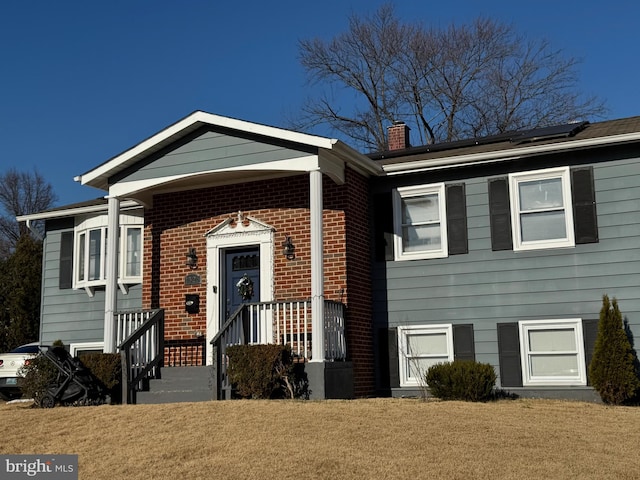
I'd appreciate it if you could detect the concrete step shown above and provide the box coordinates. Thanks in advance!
[136,366,214,404]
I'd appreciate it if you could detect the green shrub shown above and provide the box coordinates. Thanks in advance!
[19,352,59,406]
[425,360,497,402]
[79,353,121,404]
[226,344,299,399]
[20,344,119,406]
[589,295,640,405]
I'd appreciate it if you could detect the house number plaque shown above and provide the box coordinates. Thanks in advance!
[185,273,201,286]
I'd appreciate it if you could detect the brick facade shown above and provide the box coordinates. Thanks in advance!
[142,171,374,396]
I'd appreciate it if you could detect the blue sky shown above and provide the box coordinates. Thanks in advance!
[1,1,638,206]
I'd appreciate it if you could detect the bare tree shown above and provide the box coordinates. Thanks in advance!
[297,5,607,151]
[297,4,414,150]
[0,168,57,259]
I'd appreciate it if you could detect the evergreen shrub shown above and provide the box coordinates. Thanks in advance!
[425,360,496,402]
[589,295,640,405]
[226,344,299,399]
[79,353,121,404]
[19,352,59,406]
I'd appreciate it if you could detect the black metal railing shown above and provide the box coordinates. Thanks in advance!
[118,309,164,405]
[165,338,206,366]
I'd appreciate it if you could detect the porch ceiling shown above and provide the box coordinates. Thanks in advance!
[113,166,313,207]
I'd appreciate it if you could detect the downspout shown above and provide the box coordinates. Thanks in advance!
[309,169,325,362]
[104,195,120,353]
[24,219,43,241]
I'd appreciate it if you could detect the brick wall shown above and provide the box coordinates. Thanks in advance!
[142,171,373,396]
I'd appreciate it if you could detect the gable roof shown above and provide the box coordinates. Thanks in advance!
[76,111,381,193]
[371,117,640,174]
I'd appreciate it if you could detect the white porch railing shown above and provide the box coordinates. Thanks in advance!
[214,299,346,359]
[211,299,346,399]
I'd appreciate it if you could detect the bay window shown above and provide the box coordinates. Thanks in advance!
[74,213,143,293]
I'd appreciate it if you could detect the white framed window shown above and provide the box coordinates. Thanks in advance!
[123,226,142,278]
[518,319,586,386]
[70,342,104,357]
[393,183,448,261]
[74,213,143,292]
[77,226,107,285]
[509,167,575,251]
[398,324,453,387]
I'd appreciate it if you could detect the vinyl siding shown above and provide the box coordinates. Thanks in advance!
[372,155,640,393]
[122,129,316,183]
[40,228,142,346]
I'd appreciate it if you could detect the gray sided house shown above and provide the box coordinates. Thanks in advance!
[19,113,640,402]
[371,118,640,401]
[33,199,144,356]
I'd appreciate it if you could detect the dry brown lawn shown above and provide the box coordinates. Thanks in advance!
[1,398,639,479]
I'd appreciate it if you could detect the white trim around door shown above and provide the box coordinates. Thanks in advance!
[204,215,274,364]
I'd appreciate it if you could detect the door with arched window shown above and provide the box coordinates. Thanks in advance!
[222,246,261,324]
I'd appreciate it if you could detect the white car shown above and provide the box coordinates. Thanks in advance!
[0,343,40,400]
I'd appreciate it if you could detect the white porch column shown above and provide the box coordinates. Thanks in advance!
[104,195,120,353]
[310,169,325,362]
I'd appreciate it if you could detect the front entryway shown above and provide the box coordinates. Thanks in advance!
[222,246,260,323]
[204,214,276,364]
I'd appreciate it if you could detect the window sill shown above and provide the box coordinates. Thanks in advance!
[513,241,576,252]
[75,280,140,297]
[394,251,448,261]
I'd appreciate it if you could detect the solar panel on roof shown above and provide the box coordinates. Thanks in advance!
[511,121,589,143]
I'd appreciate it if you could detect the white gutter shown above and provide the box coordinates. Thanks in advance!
[331,139,384,176]
[382,132,640,175]
[16,199,142,223]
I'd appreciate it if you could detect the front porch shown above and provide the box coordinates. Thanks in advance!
[116,299,351,404]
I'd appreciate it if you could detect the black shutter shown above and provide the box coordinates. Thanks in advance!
[571,166,599,244]
[453,324,475,361]
[582,318,599,386]
[377,328,391,390]
[497,322,523,387]
[387,328,400,388]
[488,177,513,251]
[446,183,468,255]
[373,192,394,261]
[59,231,74,290]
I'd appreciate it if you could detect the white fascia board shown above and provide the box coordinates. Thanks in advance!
[16,200,141,222]
[78,111,336,188]
[198,112,336,149]
[331,140,383,176]
[109,156,320,198]
[383,132,640,175]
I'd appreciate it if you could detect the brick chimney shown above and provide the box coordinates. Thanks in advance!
[387,121,411,150]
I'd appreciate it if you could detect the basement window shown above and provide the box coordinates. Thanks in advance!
[518,319,587,386]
